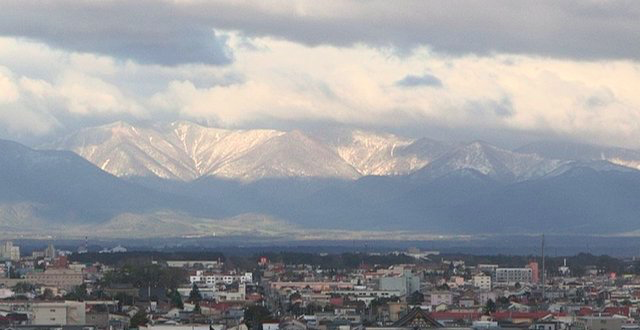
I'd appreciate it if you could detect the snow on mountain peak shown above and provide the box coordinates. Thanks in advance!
[45,121,634,182]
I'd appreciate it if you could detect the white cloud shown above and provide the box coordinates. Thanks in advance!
[0,34,638,149]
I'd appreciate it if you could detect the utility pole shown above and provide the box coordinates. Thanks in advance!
[541,234,546,299]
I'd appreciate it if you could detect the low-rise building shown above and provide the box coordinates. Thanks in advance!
[25,268,84,290]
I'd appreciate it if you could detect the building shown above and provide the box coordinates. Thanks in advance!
[379,270,421,296]
[0,241,20,261]
[32,301,86,325]
[473,275,491,290]
[189,271,253,285]
[166,260,221,268]
[477,291,496,304]
[528,262,540,284]
[477,264,499,274]
[0,301,88,326]
[390,307,443,329]
[558,259,570,276]
[45,244,56,259]
[576,317,624,330]
[494,268,532,284]
[25,268,84,290]
[429,291,452,307]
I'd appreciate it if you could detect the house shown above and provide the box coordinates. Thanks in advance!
[430,292,452,307]
[390,307,443,328]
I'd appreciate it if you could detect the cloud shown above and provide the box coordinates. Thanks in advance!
[0,0,638,65]
[0,34,638,149]
[396,73,443,88]
[0,1,233,66]
[466,96,514,118]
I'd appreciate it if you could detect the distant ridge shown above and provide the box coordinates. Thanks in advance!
[0,136,638,236]
[45,121,639,182]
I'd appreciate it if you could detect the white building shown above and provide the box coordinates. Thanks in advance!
[495,268,532,284]
[473,275,492,290]
[45,244,56,259]
[378,270,421,296]
[0,241,20,261]
[189,271,253,285]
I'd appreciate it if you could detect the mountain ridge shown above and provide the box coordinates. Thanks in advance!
[0,137,639,236]
[45,121,639,183]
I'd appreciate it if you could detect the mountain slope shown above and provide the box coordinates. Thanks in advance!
[517,141,640,169]
[412,141,563,182]
[49,121,639,183]
[0,139,175,223]
[49,121,198,180]
[208,130,360,180]
[0,137,638,236]
[48,122,359,181]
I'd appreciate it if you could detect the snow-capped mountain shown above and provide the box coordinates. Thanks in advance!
[47,121,359,181]
[1,137,638,236]
[412,141,564,182]
[47,121,639,182]
[323,130,451,176]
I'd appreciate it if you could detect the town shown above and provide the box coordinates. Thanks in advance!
[0,241,638,330]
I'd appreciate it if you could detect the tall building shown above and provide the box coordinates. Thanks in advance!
[473,274,491,290]
[0,241,20,261]
[528,261,539,284]
[45,244,57,259]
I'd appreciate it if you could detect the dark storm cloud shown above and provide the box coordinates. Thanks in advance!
[0,0,638,65]
[396,74,443,88]
[0,1,233,66]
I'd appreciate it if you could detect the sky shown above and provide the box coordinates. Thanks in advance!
[0,0,639,149]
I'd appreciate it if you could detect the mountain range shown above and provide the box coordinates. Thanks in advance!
[0,121,637,238]
[45,121,639,182]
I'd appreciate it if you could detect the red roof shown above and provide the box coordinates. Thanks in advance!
[578,308,593,316]
[491,312,566,320]
[603,307,630,317]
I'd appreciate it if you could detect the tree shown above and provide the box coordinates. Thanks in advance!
[13,282,35,294]
[305,303,321,315]
[64,284,88,301]
[130,310,148,328]
[244,305,271,330]
[189,283,202,303]
[407,291,424,305]
[169,289,184,309]
[514,282,521,289]
[497,296,510,308]
[41,288,55,300]
[483,299,497,315]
